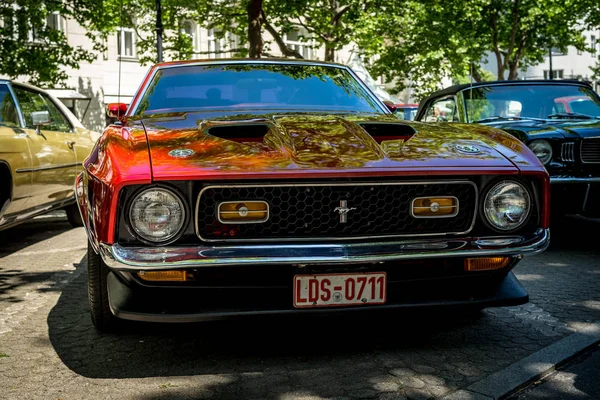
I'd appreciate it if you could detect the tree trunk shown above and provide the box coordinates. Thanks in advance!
[507,62,520,80]
[470,62,484,82]
[496,56,505,80]
[247,0,263,58]
[325,46,335,61]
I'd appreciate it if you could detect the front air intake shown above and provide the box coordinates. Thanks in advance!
[358,123,417,143]
[206,124,270,142]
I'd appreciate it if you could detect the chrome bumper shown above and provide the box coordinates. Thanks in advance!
[551,176,600,184]
[99,228,550,271]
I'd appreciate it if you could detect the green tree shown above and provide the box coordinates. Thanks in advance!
[0,1,111,86]
[362,0,589,98]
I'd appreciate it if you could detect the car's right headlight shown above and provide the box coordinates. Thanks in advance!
[483,181,531,232]
[528,140,552,165]
[129,187,185,243]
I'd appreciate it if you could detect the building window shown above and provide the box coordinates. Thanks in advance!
[284,28,313,59]
[117,28,136,58]
[181,20,199,53]
[206,29,222,59]
[543,70,564,79]
[592,35,597,58]
[46,12,65,32]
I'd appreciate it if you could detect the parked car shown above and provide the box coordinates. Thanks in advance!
[394,103,419,120]
[0,80,98,231]
[77,59,550,331]
[415,80,600,217]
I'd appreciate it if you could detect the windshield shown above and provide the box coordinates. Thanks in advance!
[134,63,384,116]
[463,84,600,122]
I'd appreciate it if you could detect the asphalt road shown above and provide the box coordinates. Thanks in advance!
[0,212,599,399]
[509,343,600,399]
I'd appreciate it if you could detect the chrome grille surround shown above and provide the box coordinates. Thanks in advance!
[561,142,575,162]
[195,181,478,242]
[581,137,600,164]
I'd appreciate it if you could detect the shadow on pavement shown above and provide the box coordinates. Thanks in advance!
[0,212,72,256]
[0,213,79,306]
[44,216,600,399]
[48,255,538,399]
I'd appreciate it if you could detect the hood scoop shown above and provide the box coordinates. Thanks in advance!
[206,124,269,143]
[359,123,417,143]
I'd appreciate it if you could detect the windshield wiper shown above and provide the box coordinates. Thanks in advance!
[547,112,599,120]
[472,116,545,123]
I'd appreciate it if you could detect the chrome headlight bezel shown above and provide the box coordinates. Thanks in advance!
[128,186,187,245]
[482,180,532,233]
[528,140,553,165]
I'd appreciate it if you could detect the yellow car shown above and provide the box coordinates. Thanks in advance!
[0,80,98,231]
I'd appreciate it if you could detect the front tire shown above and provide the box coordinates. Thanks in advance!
[87,241,117,331]
[65,203,83,227]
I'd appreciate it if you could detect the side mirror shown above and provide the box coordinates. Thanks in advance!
[106,103,128,119]
[31,111,50,136]
[31,110,50,126]
[382,100,397,113]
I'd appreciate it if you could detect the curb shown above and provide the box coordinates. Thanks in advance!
[440,319,600,400]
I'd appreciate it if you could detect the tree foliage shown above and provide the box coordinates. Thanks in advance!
[0,0,112,86]
[361,0,590,99]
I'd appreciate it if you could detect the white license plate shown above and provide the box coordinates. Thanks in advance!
[293,272,386,308]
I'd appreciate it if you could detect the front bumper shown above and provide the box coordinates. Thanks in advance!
[107,270,529,323]
[550,176,600,184]
[99,228,550,271]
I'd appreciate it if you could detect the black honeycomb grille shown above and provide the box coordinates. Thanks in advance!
[196,182,477,241]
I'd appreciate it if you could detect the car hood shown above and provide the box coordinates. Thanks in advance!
[487,119,600,140]
[139,112,528,180]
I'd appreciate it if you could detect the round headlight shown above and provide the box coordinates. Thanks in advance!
[129,188,185,243]
[528,140,552,165]
[483,181,531,231]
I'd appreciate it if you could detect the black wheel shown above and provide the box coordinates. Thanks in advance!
[87,241,117,331]
[65,203,83,227]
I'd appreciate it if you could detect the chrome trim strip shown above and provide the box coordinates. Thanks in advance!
[16,162,81,173]
[550,176,600,184]
[561,142,575,162]
[99,228,550,271]
[217,200,269,224]
[410,196,459,218]
[195,181,479,243]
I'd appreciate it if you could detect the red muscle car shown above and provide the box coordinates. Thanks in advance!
[76,59,550,330]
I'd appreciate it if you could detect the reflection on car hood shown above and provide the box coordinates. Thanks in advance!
[140,112,529,180]
[486,119,600,139]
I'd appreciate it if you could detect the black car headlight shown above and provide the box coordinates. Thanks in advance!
[129,188,185,243]
[528,140,552,165]
[483,181,531,231]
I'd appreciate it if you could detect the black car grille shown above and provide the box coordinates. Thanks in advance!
[196,181,477,242]
[581,138,600,163]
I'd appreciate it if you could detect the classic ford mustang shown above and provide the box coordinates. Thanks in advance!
[76,59,550,330]
[415,80,600,217]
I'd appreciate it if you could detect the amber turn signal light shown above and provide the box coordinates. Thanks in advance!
[218,201,269,223]
[138,270,188,282]
[411,196,458,217]
[464,257,511,272]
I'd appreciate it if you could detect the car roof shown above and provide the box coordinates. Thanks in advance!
[153,57,350,70]
[420,79,593,104]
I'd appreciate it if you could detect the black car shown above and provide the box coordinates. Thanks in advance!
[415,80,600,217]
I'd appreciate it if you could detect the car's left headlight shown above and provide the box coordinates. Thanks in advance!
[129,187,185,243]
[483,181,531,232]
[528,140,552,165]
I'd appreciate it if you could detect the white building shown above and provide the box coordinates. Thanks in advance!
[1,15,395,133]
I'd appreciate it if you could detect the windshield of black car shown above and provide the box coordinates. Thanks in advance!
[463,84,600,122]
[134,64,384,115]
